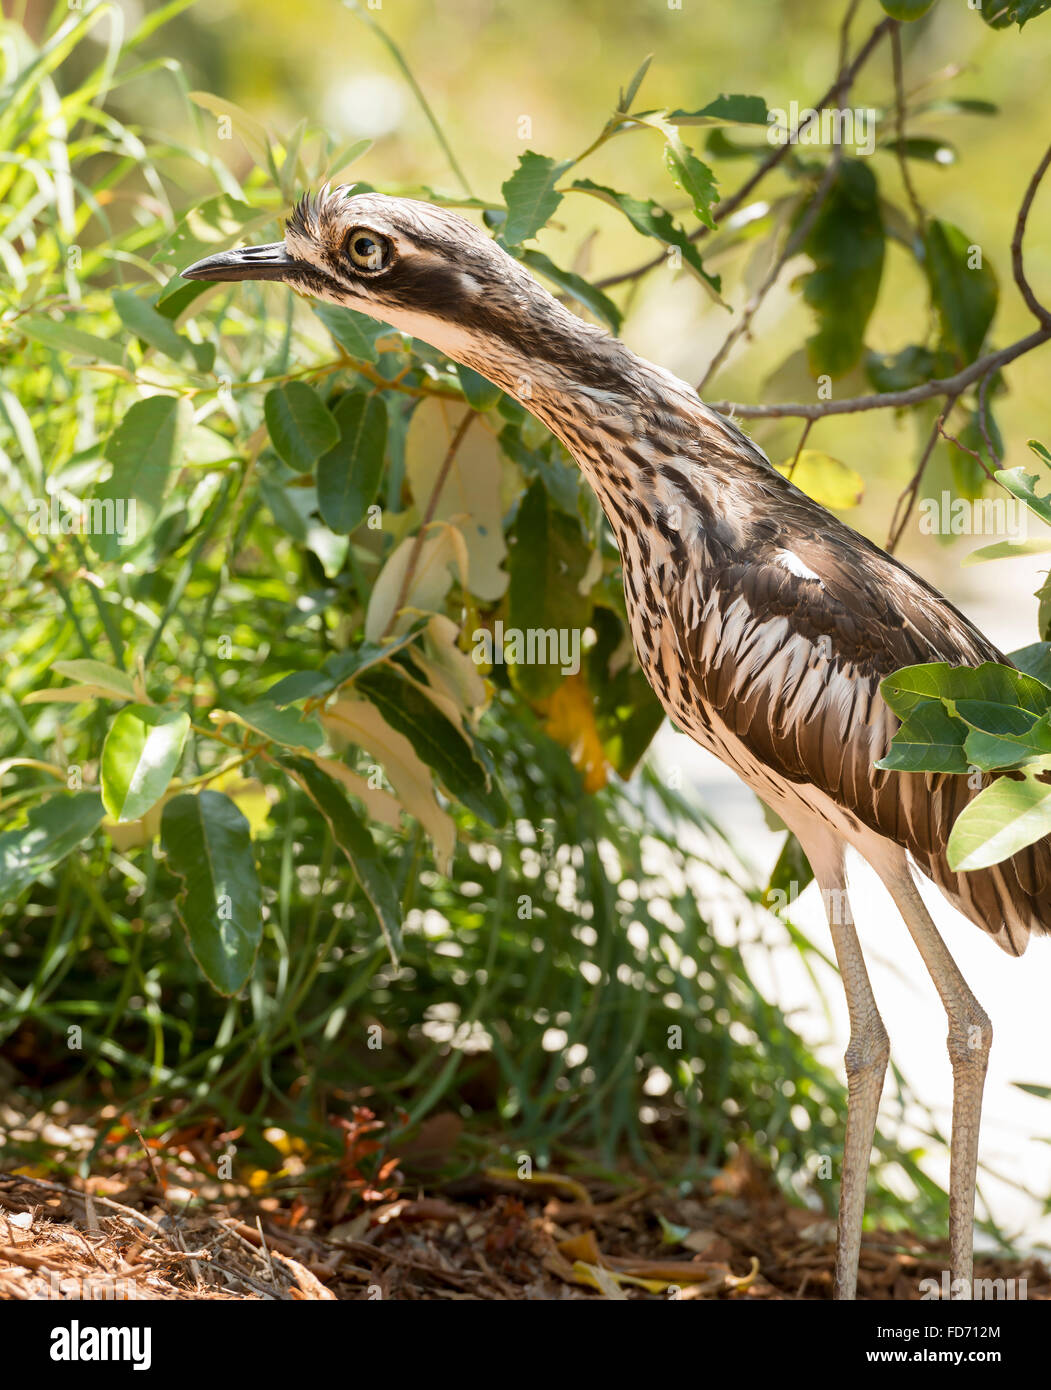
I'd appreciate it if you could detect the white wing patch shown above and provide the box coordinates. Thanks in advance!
[776,550,821,582]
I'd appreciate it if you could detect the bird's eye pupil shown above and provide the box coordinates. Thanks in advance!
[354,237,374,257]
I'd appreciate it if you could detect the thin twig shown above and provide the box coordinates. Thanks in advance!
[1011,139,1051,328]
[380,408,475,641]
[891,23,926,236]
[886,393,961,553]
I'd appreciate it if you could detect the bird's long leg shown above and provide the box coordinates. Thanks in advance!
[882,858,990,1297]
[793,832,889,1300]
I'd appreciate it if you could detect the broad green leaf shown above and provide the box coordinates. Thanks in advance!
[924,219,998,363]
[964,538,1051,564]
[355,666,508,827]
[1008,642,1051,687]
[980,0,1051,28]
[876,700,971,773]
[263,626,428,705]
[993,463,1051,527]
[316,390,388,533]
[161,791,262,995]
[311,301,383,363]
[501,151,573,245]
[864,344,943,393]
[101,705,190,822]
[763,830,815,909]
[94,395,191,560]
[955,702,1051,769]
[776,451,864,509]
[799,160,884,378]
[189,91,271,164]
[455,363,503,411]
[879,0,937,19]
[113,291,213,372]
[20,317,125,367]
[0,793,105,900]
[518,250,623,333]
[878,136,956,165]
[508,479,593,699]
[264,381,339,471]
[947,762,1051,871]
[665,94,769,126]
[221,701,324,752]
[655,119,718,228]
[569,179,721,295]
[51,660,137,701]
[283,755,402,962]
[881,662,1051,719]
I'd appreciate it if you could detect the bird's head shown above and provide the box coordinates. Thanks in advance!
[181,184,627,402]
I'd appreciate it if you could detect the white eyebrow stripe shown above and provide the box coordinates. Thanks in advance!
[777,550,821,581]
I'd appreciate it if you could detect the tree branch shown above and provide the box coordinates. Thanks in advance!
[707,326,1051,420]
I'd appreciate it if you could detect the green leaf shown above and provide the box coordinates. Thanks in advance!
[316,391,388,533]
[508,479,593,699]
[980,0,1051,29]
[665,94,769,126]
[311,301,384,363]
[354,666,508,826]
[20,316,125,367]
[947,762,1051,871]
[879,0,937,19]
[455,363,503,410]
[569,179,721,295]
[776,451,864,509]
[501,152,573,245]
[224,701,324,752]
[101,705,190,822]
[864,344,943,393]
[923,219,998,362]
[0,793,105,900]
[282,755,402,962]
[658,121,719,228]
[51,660,137,701]
[113,291,213,373]
[95,395,191,560]
[264,381,339,471]
[517,250,623,333]
[878,136,956,165]
[799,160,885,378]
[762,830,815,908]
[881,662,1051,719]
[262,627,428,705]
[1008,641,1051,687]
[619,54,653,112]
[876,700,970,773]
[955,702,1051,769]
[993,460,1051,527]
[161,791,262,995]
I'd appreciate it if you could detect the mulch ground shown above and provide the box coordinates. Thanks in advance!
[1,1141,1047,1301]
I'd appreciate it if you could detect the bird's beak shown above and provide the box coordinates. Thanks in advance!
[181,242,294,282]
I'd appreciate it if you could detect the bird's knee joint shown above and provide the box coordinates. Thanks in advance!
[844,1024,889,1081]
[947,1010,992,1068]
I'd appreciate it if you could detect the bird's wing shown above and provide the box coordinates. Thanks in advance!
[680,498,1051,954]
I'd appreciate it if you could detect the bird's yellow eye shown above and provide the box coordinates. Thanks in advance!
[345,228,392,272]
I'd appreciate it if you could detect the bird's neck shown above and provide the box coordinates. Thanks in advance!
[451,312,772,552]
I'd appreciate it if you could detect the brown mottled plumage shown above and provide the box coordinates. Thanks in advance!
[183,185,1050,1299]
